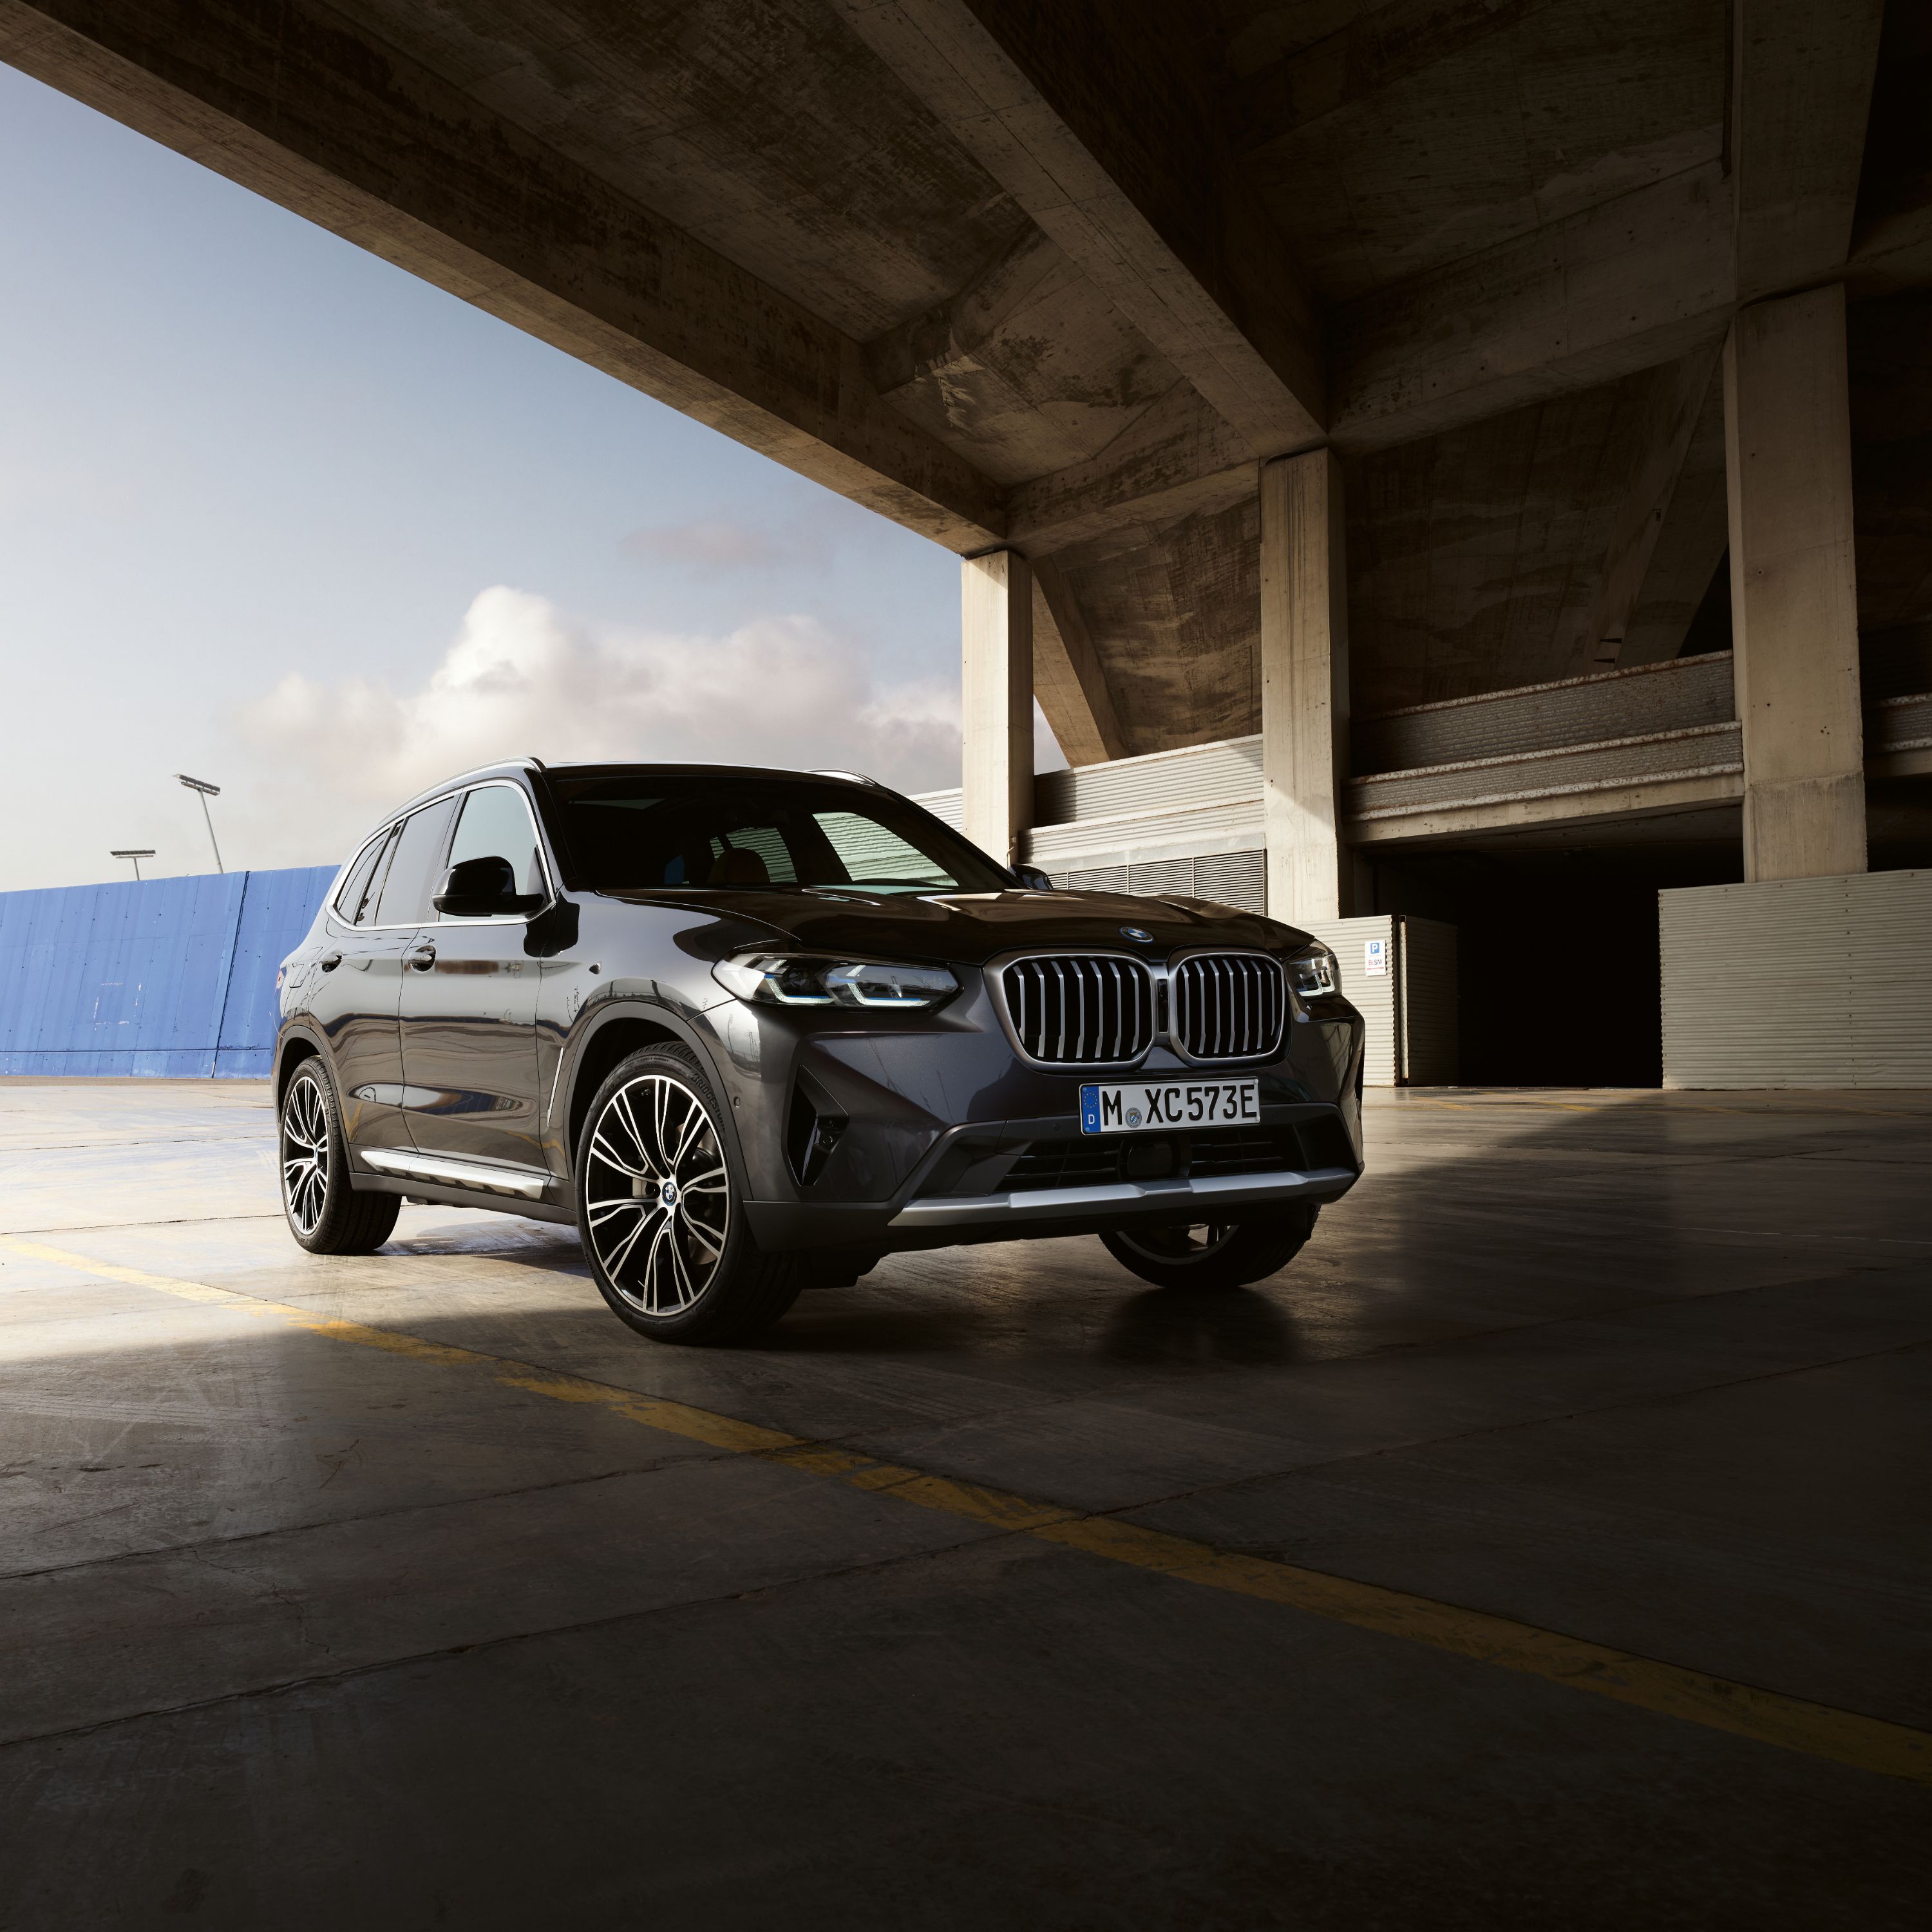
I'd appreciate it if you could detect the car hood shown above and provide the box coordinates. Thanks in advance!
[598,886,1312,967]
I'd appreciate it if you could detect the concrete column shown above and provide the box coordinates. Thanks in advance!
[961,549,1033,867]
[1260,449,1350,924]
[1723,286,1866,880]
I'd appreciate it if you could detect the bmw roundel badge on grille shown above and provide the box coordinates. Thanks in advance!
[1120,926,1154,943]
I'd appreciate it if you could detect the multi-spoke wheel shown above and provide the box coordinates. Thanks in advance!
[1099,1210,1316,1291]
[576,1045,800,1344]
[278,1059,400,1255]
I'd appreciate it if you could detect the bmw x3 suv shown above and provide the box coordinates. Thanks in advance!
[273,761,1365,1343]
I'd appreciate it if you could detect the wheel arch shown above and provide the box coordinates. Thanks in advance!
[561,1002,739,1184]
[272,1025,330,1108]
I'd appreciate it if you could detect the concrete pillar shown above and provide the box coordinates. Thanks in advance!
[1723,287,1866,881]
[1260,449,1350,924]
[961,548,1033,867]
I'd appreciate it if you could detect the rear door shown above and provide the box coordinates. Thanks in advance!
[397,781,547,1175]
[307,820,417,1157]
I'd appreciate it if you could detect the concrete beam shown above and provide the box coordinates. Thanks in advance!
[0,0,1005,549]
[1574,346,1722,669]
[1724,287,1866,881]
[1332,162,1736,453]
[1030,559,1127,767]
[1006,383,1256,552]
[1016,167,1740,549]
[1261,450,1349,925]
[1733,0,1886,302]
[1347,772,1745,846]
[1234,0,1561,155]
[829,0,1326,454]
[961,550,1033,866]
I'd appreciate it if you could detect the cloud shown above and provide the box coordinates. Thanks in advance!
[620,511,829,576]
[231,586,968,862]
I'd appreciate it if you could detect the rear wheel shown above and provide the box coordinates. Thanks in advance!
[279,1058,401,1255]
[1100,1210,1314,1291]
[576,1045,800,1345]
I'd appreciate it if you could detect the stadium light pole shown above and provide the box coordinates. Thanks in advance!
[175,774,225,873]
[110,848,156,882]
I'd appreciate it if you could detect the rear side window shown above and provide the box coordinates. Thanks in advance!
[444,784,547,910]
[372,797,458,927]
[332,829,393,927]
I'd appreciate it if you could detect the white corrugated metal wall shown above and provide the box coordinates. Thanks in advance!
[1307,915,1459,1086]
[1660,871,1932,1088]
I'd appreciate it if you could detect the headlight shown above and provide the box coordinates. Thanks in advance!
[1287,943,1338,999]
[711,953,959,1010]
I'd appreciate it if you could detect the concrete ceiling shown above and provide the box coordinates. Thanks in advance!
[4,0,1925,761]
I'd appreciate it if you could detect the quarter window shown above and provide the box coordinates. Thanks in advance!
[332,831,391,927]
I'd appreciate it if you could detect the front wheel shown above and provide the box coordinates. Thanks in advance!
[576,1046,800,1345]
[279,1058,400,1255]
[1099,1209,1315,1291]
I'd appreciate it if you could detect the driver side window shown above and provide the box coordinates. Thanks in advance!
[443,784,547,918]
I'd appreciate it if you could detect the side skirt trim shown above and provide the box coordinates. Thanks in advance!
[354,1144,551,1200]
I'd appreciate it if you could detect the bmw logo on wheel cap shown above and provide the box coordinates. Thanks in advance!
[1120,925,1154,943]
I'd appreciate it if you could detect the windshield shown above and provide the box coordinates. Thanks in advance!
[550,773,1010,896]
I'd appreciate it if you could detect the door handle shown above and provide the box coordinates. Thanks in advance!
[407,943,437,971]
[319,952,342,972]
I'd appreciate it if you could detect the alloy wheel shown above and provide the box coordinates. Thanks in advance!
[1113,1223,1236,1264]
[281,1070,330,1237]
[583,1074,730,1316]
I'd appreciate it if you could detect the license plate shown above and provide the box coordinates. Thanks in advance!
[1079,1079,1260,1134]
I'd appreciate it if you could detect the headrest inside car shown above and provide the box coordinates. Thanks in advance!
[708,847,772,887]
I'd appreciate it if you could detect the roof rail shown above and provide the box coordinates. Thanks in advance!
[811,769,880,786]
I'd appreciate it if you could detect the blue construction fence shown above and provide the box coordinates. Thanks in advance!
[0,866,337,1077]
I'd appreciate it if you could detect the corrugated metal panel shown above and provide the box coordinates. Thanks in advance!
[0,866,334,1077]
[1035,737,1263,824]
[1126,857,1193,898]
[1191,851,1265,914]
[1308,917,1398,1086]
[1025,799,1264,871]
[1305,915,1458,1087]
[214,866,340,1075]
[1871,690,1932,754]
[1660,869,1932,1088]
[913,788,965,831]
[1046,851,1267,916]
[1353,652,1735,773]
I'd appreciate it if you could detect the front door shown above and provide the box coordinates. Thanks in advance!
[397,782,547,1175]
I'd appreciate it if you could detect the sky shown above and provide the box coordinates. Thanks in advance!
[0,64,1061,892]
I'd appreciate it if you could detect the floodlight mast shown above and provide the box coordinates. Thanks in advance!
[110,849,156,882]
[174,774,224,873]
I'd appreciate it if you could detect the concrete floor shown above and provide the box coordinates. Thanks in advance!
[0,1079,1926,1929]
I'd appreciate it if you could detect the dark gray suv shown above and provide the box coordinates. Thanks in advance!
[274,761,1365,1343]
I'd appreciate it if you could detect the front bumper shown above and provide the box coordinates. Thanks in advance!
[887,1162,1357,1233]
[705,965,1365,1255]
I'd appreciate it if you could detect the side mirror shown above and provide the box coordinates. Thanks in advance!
[433,856,544,918]
[1012,866,1055,891]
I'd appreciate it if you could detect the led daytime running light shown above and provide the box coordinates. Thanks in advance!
[713,954,958,1010]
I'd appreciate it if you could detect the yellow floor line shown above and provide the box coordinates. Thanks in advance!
[5,1231,1927,1788]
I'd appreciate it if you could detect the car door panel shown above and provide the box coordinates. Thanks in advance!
[397,783,547,1173]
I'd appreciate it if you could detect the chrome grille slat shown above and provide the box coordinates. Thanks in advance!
[1174,954,1285,1061]
[1001,954,1154,1066]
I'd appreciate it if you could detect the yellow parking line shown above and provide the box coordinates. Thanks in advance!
[5,1232,1926,1788]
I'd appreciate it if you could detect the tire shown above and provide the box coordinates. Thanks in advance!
[575,1045,801,1345]
[1099,1208,1316,1291]
[279,1057,401,1255]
